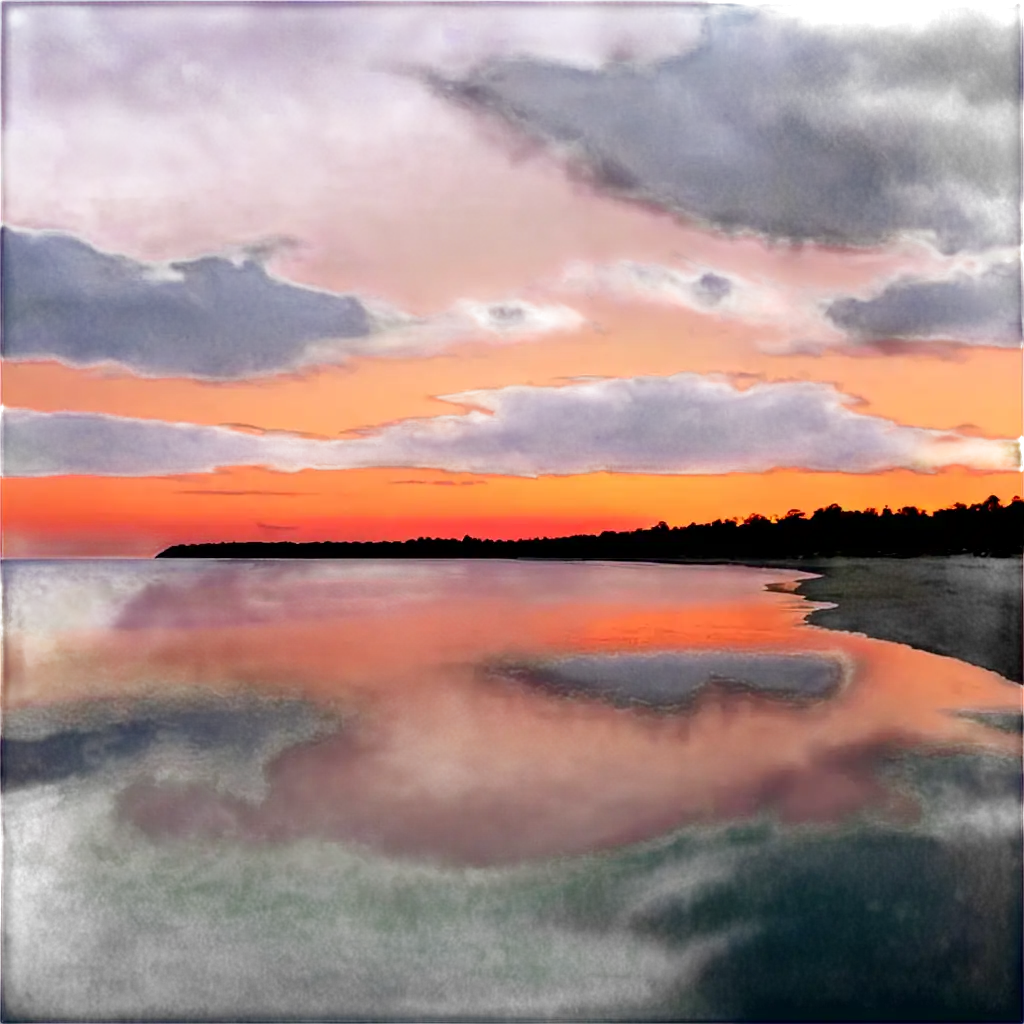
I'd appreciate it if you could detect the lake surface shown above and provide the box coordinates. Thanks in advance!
[3,559,1021,1020]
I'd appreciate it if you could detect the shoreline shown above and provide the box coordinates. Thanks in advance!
[18,551,1019,683]
[609,554,1021,684]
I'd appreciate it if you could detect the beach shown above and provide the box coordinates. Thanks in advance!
[791,556,1022,684]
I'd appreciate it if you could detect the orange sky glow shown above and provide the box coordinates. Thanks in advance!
[3,4,1021,556]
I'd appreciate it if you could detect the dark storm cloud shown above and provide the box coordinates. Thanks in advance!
[435,10,1020,252]
[473,301,552,329]
[5,374,1018,478]
[1,228,373,379]
[826,263,1022,345]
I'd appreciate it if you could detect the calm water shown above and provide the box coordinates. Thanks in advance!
[3,559,1021,1020]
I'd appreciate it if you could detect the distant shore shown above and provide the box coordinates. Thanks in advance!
[156,500,1022,683]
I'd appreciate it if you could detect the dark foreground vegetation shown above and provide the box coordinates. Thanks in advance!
[160,495,1023,560]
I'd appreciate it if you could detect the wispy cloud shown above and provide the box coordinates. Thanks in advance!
[561,261,734,313]
[216,424,332,441]
[391,479,488,487]
[354,297,586,360]
[175,490,304,497]
[8,4,706,105]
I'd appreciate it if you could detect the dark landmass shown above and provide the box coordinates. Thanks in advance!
[158,496,1022,682]
[159,495,1023,561]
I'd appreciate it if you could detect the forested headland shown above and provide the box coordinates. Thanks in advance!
[155,493,1019,679]
[158,495,1023,559]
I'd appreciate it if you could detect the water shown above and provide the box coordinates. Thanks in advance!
[3,559,1021,1020]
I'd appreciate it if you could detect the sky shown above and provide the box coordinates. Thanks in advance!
[2,2,1021,556]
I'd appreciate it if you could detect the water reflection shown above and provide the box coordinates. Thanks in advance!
[1,696,331,847]
[481,651,847,716]
[3,559,1020,1021]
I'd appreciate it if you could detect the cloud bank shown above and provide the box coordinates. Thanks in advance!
[6,376,1015,479]
[436,9,1020,253]
[1,229,582,378]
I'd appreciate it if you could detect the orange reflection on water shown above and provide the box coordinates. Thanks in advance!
[6,561,1019,864]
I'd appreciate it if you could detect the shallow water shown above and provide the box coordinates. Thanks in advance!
[3,559,1021,1020]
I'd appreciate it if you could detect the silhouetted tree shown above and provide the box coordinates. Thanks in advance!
[159,496,1024,561]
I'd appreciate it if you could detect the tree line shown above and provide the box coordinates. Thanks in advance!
[158,494,1023,559]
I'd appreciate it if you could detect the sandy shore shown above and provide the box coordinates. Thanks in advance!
[645,554,1020,682]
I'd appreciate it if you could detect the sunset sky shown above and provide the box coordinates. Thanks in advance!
[3,2,1021,556]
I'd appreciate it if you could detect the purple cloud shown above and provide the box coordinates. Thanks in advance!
[0,407,311,475]
[671,268,737,307]
[826,263,1021,347]
[435,10,1020,253]
[339,376,909,475]
[2,228,370,379]
[6,376,1016,479]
